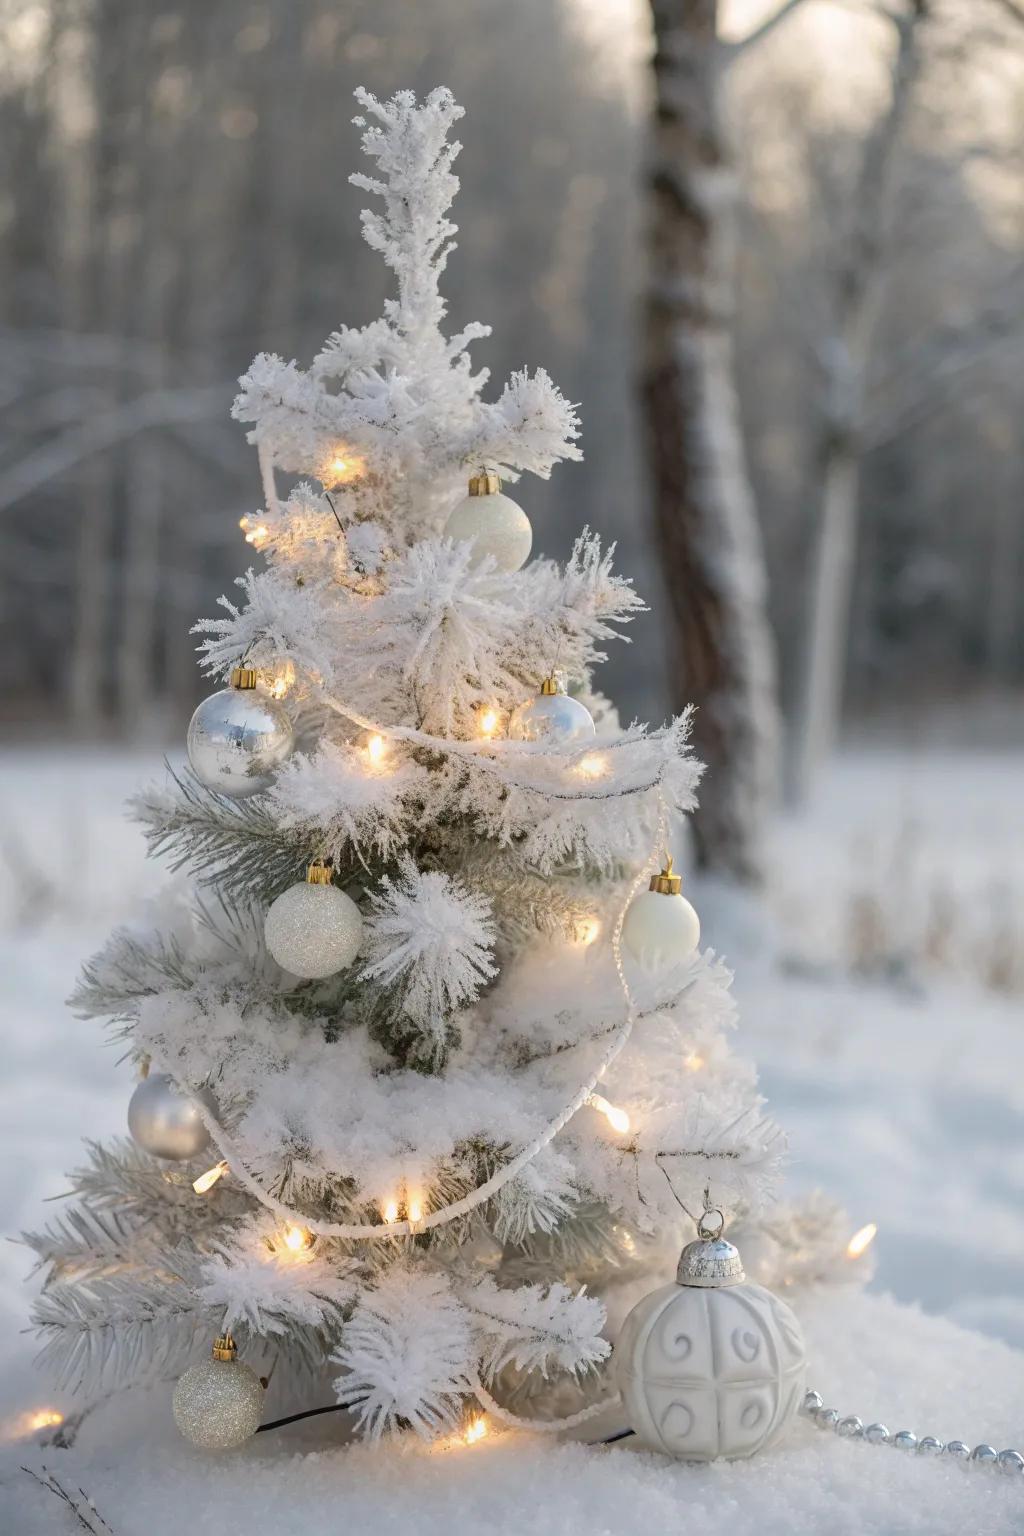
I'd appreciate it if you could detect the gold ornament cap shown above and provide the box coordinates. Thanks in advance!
[539,676,563,696]
[305,859,334,886]
[212,1333,238,1362]
[468,470,501,497]
[650,854,682,895]
[230,665,259,690]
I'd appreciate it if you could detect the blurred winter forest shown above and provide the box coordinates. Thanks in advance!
[2,0,1024,829]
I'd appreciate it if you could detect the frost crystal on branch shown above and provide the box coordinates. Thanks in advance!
[333,1269,476,1439]
[360,857,497,1066]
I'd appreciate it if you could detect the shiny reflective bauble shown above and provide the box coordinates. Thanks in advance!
[997,1449,1024,1474]
[944,1440,971,1460]
[971,1443,998,1464]
[444,487,532,574]
[187,684,294,798]
[864,1422,890,1444]
[815,1407,840,1431]
[265,881,364,979]
[837,1416,864,1438]
[622,888,701,969]
[172,1350,263,1450]
[508,689,596,747]
[127,1073,216,1161]
[893,1430,918,1451]
[616,1236,806,1462]
[917,1436,944,1456]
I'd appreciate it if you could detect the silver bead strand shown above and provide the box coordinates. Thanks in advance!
[801,1390,1024,1476]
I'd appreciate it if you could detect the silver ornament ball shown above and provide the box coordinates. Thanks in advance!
[265,867,363,979]
[173,1337,263,1450]
[917,1436,944,1456]
[444,472,532,574]
[508,679,596,747]
[944,1439,971,1460]
[187,668,294,799]
[971,1443,998,1464]
[127,1073,216,1161]
[893,1430,918,1452]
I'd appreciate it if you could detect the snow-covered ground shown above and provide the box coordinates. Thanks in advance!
[2,742,1023,1533]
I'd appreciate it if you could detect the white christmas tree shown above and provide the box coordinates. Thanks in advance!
[27,88,841,1447]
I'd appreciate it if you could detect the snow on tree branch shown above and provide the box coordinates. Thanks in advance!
[460,1275,609,1380]
[360,857,497,1067]
[333,1267,476,1439]
[198,1221,359,1336]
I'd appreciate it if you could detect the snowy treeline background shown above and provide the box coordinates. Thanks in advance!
[2,0,1024,1449]
[4,0,1024,750]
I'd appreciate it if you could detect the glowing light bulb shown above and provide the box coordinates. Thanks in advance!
[477,707,501,739]
[366,734,387,766]
[407,1196,423,1224]
[464,1416,488,1445]
[193,1160,229,1194]
[382,1198,400,1224]
[846,1222,878,1259]
[574,916,601,947]
[244,522,269,548]
[323,449,366,488]
[25,1409,64,1435]
[282,1225,314,1252]
[683,1051,704,1072]
[269,660,296,700]
[576,754,607,780]
[589,1093,630,1135]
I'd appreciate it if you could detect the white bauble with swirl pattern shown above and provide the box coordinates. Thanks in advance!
[615,1227,806,1462]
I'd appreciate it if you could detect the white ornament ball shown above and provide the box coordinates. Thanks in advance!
[616,1233,806,1462]
[622,874,700,970]
[508,682,596,746]
[186,669,294,799]
[127,1073,216,1162]
[265,875,363,979]
[173,1338,264,1450]
[444,477,532,573]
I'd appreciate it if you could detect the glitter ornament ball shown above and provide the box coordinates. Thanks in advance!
[508,677,596,746]
[186,666,294,799]
[265,861,364,979]
[616,1220,806,1462]
[173,1335,264,1450]
[444,470,532,573]
[127,1072,217,1161]
[622,857,700,969]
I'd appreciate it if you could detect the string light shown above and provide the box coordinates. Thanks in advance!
[476,706,501,739]
[382,1198,400,1224]
[406,1195,423,1224]
[464,1416,488,1445]
[683,1051,704,1072]
[575,753,607,780]
[846,1222,878,1259]
[366,733,387,767]
[269,660,296,700]
[239,515,270,549]
[281,1224,315,1252]
[193,1160,229,1194]
[588,1093,630,1135]
[573,916,601,947]
[322,449,366,488]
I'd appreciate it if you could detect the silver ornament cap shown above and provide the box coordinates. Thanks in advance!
[676,1234,746,1288]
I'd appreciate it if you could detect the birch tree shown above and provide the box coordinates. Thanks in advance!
[642,0,807,884]
[790,0,929,802]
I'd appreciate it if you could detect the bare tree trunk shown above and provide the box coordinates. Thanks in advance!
[643,0,779,885]
[790,1,928,801]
